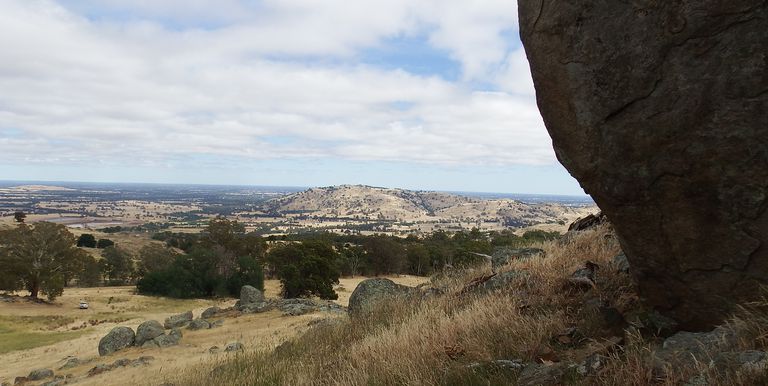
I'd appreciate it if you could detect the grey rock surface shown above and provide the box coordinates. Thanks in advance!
[224,342,244,352]
[27,369,53,381]
[519,0,768,330]
[187,319,210,330]
[201,306,220,319]
[164,311,193,329]
[135,320,164,346]
[240,285,264,305]
[98,326,135,356]
[347,278,414,317]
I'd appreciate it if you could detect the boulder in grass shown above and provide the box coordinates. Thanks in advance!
[135,320,164,346]
[348,278,414,317]
[27,369,54,381]
[98,326,135,356]
[164,311,193,329]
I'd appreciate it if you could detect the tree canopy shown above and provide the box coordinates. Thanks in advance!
[0,222,86,299]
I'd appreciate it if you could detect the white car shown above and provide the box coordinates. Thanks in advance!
[79,301,89,309]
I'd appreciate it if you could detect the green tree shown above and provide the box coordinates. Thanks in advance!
[136,244,177,278]
[77,254,103,287]
[406,243,431,276]
[363,235,406,275]
[13,211,26,223]
[266,240,340,299]
[77,233,97,248]
[101,246,134,285]
[0,222,85,299]
[96,238,115,249]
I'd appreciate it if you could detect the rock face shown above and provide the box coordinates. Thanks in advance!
[98,327,135,356]
[348,278,414,317]
[519,1,768,330]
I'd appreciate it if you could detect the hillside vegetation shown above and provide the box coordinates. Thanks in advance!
[172,225,768,386]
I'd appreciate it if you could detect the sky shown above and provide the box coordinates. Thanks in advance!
[0,0,586,195]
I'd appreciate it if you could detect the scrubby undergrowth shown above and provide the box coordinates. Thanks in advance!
[171,226,768,385]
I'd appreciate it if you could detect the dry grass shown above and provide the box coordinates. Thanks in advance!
[172,225,625,385]
[172,225,768,386]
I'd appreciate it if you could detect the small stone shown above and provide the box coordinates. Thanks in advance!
[59,357,82,370]
[210,319,224,328]
[27,369,53,381]
[517,363,566,386]
[13,377,29,385]
[87,364,113,377]
[224,342,244,352]
[209,346,220,354]
[567,261,600,290]
[112,358,131,367]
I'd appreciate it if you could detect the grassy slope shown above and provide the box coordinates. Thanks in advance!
[172,225,768,386]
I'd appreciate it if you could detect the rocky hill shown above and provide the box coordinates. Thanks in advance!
[264,185,595,229]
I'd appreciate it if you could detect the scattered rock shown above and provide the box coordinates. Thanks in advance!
[224,342,244,352]
[517,363,566,386]
[59,357,83,370]
[98,326,136,356]
[613,253,630,274]
[520,0,768,330]
[135,320,164,346]
[154,328,183,348]
[278,299,318,316]
[210,319,224,328]
[576,354,606,376]
[40,379,65,386]
[348,278,414,317]
[567,261,599,290]
[201,306,221,319]
[208,346,220,354]
[240,302,273,314]
[567,213,607,232]
[87,364,112,377]
[13,377,29,385]
[467,359,525,375]
[478,270,528,293]
[713,350,768,374]
[653,326,738,373]
[492,247,545,269]
[27,369,53,381]
[164,311,193,329]
[187,319,211,330]
[240,285,264,306]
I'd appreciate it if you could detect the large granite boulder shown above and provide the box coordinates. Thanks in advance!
[135,320,164,346]
[348,278,414,317]
[240,285,264,305]
[98,326,135,356]
[519,0,768,330]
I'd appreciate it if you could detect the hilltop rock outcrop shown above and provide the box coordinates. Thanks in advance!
[519,1,768,329]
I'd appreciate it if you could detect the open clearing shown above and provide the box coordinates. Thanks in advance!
[0,276,427,385]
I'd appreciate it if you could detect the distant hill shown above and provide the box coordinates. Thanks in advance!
[265,185,596,229]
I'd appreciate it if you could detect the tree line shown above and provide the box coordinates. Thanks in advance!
[0,216,558,301]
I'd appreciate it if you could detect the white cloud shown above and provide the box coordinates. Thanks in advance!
[0,0,551,170]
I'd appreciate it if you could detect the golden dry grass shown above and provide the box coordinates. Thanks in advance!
[171,226,768,386]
